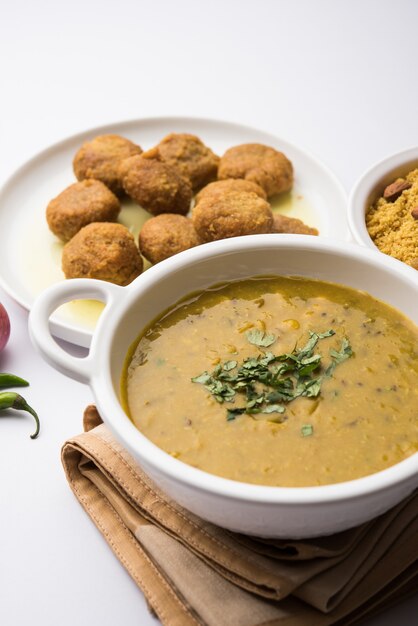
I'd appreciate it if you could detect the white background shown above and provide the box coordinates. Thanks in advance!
[0,1,417,624]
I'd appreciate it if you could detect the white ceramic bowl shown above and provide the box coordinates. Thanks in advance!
[28,235,418,538]
[348,146,418,251]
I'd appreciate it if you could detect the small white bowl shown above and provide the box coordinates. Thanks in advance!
[28,235,418,538]
[348,146,418,251]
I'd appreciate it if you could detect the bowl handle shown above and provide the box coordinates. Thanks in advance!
[28,279,123,384]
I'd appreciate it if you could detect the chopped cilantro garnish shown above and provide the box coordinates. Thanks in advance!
[192,330,353,423]
[301,424,314,437]
[226,407,246,421]
[191,372,212,384]
[246,329,277,347]
[262,404,285,414]
[326,337,353,377]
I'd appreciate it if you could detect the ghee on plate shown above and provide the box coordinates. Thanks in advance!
[19,193,316,330]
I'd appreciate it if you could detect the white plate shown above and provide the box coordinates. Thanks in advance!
[0,116,348,347]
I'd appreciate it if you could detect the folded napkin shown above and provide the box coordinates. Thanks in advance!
[61,406,418,626]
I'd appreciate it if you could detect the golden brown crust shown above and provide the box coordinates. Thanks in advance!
[192,190,273,242]
[62,222,143,285]
[218,143,293,197]
[121,155,192,216]
[272,213,318,236]
[73,134,142,195]
[142,133,219,191]
[139,214,201,264]
[46,179,120,242]
[195,178,267,204]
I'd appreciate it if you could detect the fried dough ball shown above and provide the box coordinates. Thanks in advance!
[73,134,143,195]
[143,133,219,191]
[195,178,267,204]
[192,190,273,242]
[62,222,143,286]
[272,214,318,235]
[218,143,293,197]
[139,214,200,264]
[46,179,120,242]
[121,155,192,215]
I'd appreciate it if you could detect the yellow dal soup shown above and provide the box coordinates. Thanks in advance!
[122,276,418,487]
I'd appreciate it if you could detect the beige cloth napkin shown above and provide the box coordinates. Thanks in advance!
[61,405,418,626]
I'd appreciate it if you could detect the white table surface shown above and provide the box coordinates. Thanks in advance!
[0,1,417,624]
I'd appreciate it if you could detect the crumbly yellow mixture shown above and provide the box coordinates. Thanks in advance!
[366,168,418,268]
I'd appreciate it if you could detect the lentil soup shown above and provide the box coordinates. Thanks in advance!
[122,276,418,487]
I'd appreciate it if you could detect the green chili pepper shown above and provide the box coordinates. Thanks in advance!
[0,392,40,439]
[0,373,29,389]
